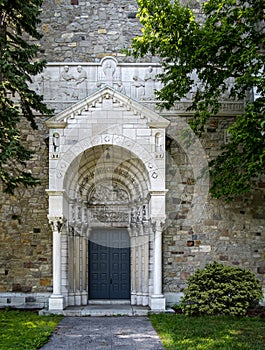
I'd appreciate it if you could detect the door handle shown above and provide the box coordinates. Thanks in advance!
[110,277,112,284]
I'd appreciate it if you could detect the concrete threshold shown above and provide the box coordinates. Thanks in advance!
[40,304,149,317]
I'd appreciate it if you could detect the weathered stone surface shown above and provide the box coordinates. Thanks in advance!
[0,117,52,298]
[38,0,142,63]
[0,0,264,309]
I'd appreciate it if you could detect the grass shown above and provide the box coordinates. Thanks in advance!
[0,309,62,350]
[1,309,264,350]
[150,313,265,350]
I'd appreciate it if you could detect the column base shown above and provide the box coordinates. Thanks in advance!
[49,295,65,310]
[74,292,82,306]
[68,293,75,306]
[131,292,137,305]
[81,291,88,305]
[150,295,166,311]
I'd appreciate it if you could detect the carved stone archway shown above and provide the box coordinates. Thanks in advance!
[46,86,169,311]
[64,144,153,307]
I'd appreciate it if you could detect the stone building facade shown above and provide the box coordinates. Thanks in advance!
[0,0,264,310]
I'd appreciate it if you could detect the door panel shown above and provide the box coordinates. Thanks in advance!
[89,229,130,299]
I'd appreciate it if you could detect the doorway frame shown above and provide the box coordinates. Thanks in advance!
[46,86,169,311]
[88,227,131,300]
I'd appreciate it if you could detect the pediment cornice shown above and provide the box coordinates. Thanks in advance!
[46,85,170,129]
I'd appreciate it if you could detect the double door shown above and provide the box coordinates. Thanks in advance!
[89,229,130,299]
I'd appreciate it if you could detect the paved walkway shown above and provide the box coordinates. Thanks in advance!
[40,316,164,350]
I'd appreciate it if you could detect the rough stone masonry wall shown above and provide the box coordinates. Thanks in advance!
[0,117,52,307]
[0,0,264,307]
[164,116,265,304]
[38,0,205,63]
[39,0,141,63]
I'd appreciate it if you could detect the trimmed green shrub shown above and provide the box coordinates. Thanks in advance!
[180,261,263,316]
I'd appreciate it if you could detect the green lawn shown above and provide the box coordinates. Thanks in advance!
[1,310,265,350]
[0,310,62,350]
[150,313,265,350]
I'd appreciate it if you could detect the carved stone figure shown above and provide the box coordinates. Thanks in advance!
[33,69,52,99]
[115,81,126,94]
[73,66,87,100]
[144,66,156,99]
[132,75,145,99]
[52,132,60,152]
[60,65,74,100]
[89,183,129,203]
[103,60,116,82]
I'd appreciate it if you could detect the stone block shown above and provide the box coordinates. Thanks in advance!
[199,245,211,253]
[23,262,35,268]
[40,278,52,286]
[98,29,107,34]
[258,267,265,274]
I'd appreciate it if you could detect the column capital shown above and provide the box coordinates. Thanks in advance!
[48,216,66,232]
[151,217,166,231]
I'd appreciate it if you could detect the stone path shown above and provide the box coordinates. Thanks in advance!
[40,316,164,350]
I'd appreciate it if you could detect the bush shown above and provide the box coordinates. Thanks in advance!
[180,261,263,316]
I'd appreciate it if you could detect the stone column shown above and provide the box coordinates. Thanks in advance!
[137,224,143,305]
[68,228,75,306]
[81,235,88,305]
[142,223,150,306]
[61,226,68,297]
[150,219,166,311]
[48,217,65,310]
[129,226,137,305]
[74,233,81,306]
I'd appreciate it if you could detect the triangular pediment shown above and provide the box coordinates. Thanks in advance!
[46,86,169,129]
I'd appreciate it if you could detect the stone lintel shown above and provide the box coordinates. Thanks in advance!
[148,121,170,129]
[45,121,67,129]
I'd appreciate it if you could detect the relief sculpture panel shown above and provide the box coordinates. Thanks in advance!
[30,57,163,113]
[30,57,244,115]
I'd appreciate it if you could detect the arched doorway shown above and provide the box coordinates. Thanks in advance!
[46,86,168,310]
[64,144,152,306]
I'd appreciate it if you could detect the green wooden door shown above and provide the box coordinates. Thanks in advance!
[89,229,130,299]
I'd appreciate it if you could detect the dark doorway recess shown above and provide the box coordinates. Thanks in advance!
[89,228,130,299]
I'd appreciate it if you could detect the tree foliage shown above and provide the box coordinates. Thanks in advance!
[129,0,265,200]
[180,261,263,316]
[0,0,50,193]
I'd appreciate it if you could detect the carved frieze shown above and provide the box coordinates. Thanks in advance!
[90,209,130,223]
[1,56,240,120]
[30,58,244,115]
[30,58,162,113]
